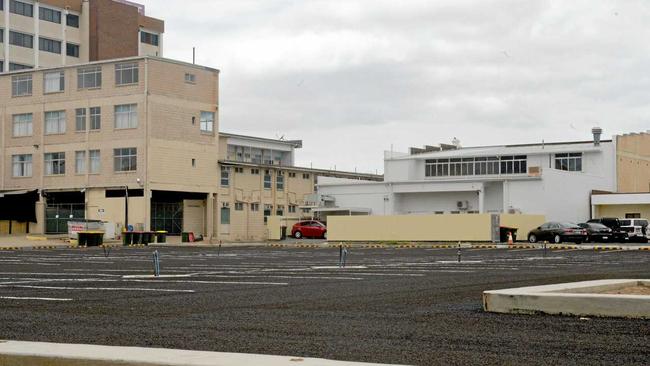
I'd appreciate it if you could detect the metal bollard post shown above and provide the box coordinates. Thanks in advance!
[153,250,160,277]
[339,244,343,267]
[543,243,547,258]
[457,245,461,263]
[341,248,348,268]
[218,240,222,257]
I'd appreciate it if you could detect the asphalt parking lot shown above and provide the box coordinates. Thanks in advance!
[0,246,649,365]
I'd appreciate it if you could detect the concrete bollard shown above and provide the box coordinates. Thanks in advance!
[153,250,161,277]
[457,244,461,263]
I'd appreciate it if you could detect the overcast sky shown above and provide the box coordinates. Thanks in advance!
[144,0,650,174]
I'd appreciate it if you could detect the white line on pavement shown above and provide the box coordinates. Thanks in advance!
[0,285,195,293]
[0,296,73,301]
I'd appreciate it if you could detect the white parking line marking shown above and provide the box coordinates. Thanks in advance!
[126,280,289,286]
[311,266,368,269]
[0,296,73,301]
[0,285,195,293]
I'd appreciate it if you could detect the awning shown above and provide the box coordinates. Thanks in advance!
[0,189,39,222]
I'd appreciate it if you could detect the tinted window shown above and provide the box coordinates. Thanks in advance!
[636,220,648,226]
[66,13,79,28]
[620,220,631,226]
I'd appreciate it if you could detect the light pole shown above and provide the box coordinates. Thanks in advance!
[124,185,129,231]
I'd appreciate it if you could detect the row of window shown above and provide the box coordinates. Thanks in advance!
[226,144,291,165]
[424,153,584,177]
[220,204,305,225]
[140,31,159,46]
[425,156,528,177]
[2,29,80,57]
[11,63,137,97]
[2,0,80,27]
[12,148,137,178]
[220,167,311,188]
[11,104,136,137]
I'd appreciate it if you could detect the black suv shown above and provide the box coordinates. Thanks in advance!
[586,217,629,242]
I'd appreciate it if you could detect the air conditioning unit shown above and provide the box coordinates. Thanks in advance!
[456,201,469,210]
[528,166,541,176]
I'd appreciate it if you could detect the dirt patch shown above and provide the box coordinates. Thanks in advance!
[601,285,650,295]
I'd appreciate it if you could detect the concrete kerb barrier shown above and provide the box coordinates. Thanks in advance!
[0,340,405,366]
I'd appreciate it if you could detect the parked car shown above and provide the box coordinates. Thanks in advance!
[586,217,629,242]
[527,222,588,244]
[619,218,649,242]
[291,220,327,239]
[578,223,614,242]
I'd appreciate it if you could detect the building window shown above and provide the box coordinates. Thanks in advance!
[185,73,196,84]
[90,107,101,130]
[220,205,230,225]
[66,43,80,57]
[302,173,310,179]
[220,166,230,187]
[66,13,79,28]
[251,168,260,175]
[276,171,284,191]
[10,63,32,71]
[39,7,61,23]
[9,31,33,48]
[115,62,139,85]
[45,111,66,134]
[10,0,33,17]
[12,154,32,177]
[235,202,244,211]
[75,108,86,131]
[625,213,641,219]
[425,155,527,177]
[114,104,138,129]
[11,74,32,96]
[289,172,296,178]
[555,153,582,172]
[12,113,32,137]
[200,111,214,133]
[89,150,100,174]
[289,205,297,213]
[77,66,102,89]
[234,167,244,173]
[251,203,260,212]
[264,170,272,189]
[114,148,137,172]
[44,152,65,175]
[264,204,272,223]
[44,71,64,93]
[140,31,159,46]
[276,205,284,216]
[301,208,311,214]
[191,158,196,168]
[75,151,86,174]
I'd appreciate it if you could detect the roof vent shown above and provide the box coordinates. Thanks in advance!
[592,127,603,146]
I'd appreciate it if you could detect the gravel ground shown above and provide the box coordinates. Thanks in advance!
[0,246,648,365]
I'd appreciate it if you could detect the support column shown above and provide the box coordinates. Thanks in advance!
[34,1,39,68]
[144,188,151,231]
[206,192,214,242]
[478,188,485,214]
[4,0,10,71]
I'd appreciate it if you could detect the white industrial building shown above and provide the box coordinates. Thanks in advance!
[317,130,618,223]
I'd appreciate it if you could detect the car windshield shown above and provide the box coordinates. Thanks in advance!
[559,223,579,228]
[589,223,608,230]
[637,219,648,226]
[620,220,632,226]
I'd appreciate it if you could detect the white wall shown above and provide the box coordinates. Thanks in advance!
[484,182,503,213]
[395,191,479,214]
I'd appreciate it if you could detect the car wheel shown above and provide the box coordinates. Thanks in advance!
[528,234,537,243]
[574,241,582,245]
[294,231,302,239]
[553,234,562,244]
[323,231,327,239]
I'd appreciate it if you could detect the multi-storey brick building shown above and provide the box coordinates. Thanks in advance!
[0,0,164,72]
[217,133,382,242]
[0,56,219,236]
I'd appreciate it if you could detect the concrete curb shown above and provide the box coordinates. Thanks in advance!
[0,341,406,366]
[483,279,650,319]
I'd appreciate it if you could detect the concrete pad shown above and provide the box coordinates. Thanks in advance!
[0,341,407,366]
[483,279,650,319]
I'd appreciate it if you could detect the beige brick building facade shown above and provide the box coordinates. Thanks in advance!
[1,0,163,72]
[616,132,650,193]
[0,56,219,236]
[216,133,382,242]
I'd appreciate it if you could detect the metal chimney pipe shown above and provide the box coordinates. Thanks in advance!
[592,127,602,146]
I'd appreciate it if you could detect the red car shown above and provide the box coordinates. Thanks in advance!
[291,220,327,239]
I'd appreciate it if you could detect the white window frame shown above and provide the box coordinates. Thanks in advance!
[200,111,214,133]
[89,150,101,174]
[12,154,32,177]
[90,107,101,130]
[115,62,139,86]
[75,150,86,174]
[77,66,102,89]
[44,71,64,93]
[114,104,138,129]
[113,148,137,172]
[555,153,582,172]
[75,108,86,131]
[12,74,32,97]
[44,152,65,175]
[44,110,66,135]
[220,166,230,187]
[12,113,33,137]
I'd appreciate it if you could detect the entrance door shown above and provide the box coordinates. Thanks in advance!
[45,203,85,234]
[151,202,183,235]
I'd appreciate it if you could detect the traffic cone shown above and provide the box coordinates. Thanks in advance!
[507,232,514,245]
